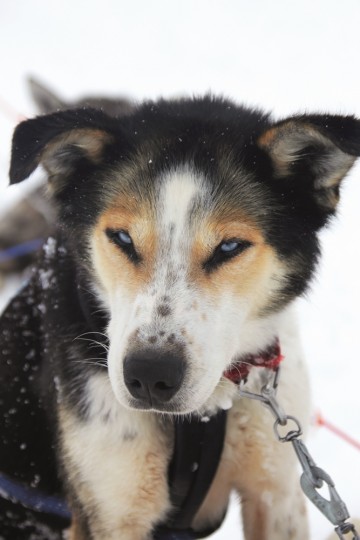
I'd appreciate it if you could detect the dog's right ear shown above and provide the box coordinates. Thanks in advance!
[9,108,116,187]
[257,114,360,213]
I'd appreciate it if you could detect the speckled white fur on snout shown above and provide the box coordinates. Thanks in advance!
[105,169,222,412]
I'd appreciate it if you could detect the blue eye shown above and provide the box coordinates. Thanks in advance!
[105,228,141,264]
[220,241,239,253]
[117,231,132,246]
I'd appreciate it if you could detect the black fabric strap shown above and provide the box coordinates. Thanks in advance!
[155,409,227,538]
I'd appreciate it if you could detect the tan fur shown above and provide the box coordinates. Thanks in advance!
[68,514,88,540]
[91,201,157,297]
[192,218,287,316]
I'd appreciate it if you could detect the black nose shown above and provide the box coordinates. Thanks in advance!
[123,350,186,407]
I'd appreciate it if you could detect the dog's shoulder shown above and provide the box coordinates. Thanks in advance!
[0,270,43,376]
[0,262,62,492]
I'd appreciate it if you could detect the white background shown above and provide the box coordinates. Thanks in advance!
[0,1,359,538]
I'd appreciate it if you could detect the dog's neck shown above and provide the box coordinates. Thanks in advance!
[223,338,282,384]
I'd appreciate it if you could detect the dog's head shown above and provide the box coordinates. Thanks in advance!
[10,98,360,413]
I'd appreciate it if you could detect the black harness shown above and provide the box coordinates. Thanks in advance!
[159,410,227,538]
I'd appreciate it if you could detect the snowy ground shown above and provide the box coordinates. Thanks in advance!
[0,1,359,538]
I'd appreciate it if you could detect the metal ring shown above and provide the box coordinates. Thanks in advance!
[273,415,303,442]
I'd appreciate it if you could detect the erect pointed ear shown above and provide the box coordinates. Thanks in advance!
[257,114,360,211]
[9,108,116,186]
[28,77,67,114]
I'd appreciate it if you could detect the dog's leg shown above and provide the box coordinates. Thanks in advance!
[193,421,309,540]
[227,410,309,540]
[240,482,308,539]
[67,513,89,540]
[231,423,310,540]
[58,398,172,540]
[229,338,311,539]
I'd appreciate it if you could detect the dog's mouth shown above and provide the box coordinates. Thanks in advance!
[127,396,186,414]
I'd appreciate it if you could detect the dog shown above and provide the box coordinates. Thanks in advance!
[1,95,360,540]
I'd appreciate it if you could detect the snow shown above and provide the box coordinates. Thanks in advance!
[0,1,359,538]
[42,237,57,259]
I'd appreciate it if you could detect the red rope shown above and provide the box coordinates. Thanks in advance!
[0,96,26,123]
[315,411,360,452]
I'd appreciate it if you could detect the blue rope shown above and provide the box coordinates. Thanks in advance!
[0,472,71,520]
[0,472,198,537]
[0,238,44,263]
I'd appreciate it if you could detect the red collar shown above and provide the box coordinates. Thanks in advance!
[223,338,283,384]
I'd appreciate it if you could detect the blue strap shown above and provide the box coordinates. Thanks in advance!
[0,472,71,521]
[0,238,44,262]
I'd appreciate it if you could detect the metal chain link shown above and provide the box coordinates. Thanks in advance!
[239,367,360,539]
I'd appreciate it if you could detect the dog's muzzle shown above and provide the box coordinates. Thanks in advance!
[123,349,186,409]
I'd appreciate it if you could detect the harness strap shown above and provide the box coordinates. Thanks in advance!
[155,410,227,538]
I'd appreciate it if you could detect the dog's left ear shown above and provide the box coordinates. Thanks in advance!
[9,108,117,187]
[257,114,360,211]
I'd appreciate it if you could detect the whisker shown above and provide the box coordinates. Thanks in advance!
[80,339,109,350]
[74,335,109,352]
[75,331,108,340]
[91,307,109,316]
[81,340,109,352]
[72,358,108,369]
[79,284,101,300]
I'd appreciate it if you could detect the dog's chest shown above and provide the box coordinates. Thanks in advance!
[59,356,308,536]
[59,376,173,535]
[59,373,235,532]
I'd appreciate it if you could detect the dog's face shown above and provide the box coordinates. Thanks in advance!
[92,166,288,413]
[10,99,360,413]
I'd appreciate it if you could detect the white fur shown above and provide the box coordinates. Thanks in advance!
[60,375,172,539]
[160,169,200,244]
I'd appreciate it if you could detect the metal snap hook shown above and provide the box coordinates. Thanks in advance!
[300,466,350,526]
